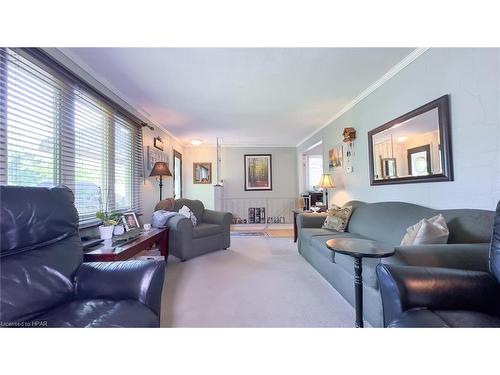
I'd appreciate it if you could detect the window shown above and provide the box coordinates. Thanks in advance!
[307,155,323,191]
[0,48,143,224]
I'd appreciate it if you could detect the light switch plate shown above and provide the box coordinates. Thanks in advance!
[346,166,353,173]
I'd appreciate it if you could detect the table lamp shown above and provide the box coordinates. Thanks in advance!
[149,162,172,201]
[317,173,335,209]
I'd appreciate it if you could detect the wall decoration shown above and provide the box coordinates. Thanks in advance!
[342,127,356,142]
[328,144,343,168]
[147,145,169,171]
[193,162,212,184]
[244,154,272,191]
[407,145,431,176]
[153,136,164,151]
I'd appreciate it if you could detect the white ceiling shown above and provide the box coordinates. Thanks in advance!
[58,48,415,147]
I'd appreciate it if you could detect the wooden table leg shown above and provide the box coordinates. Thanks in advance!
[353,256,364,328]
[159,229,169,261]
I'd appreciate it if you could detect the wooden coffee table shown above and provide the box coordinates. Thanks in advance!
[84,228,169,262]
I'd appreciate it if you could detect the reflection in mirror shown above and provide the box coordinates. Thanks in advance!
[193,162,212,184]
[368,95,452,185]
[372,107,440,179]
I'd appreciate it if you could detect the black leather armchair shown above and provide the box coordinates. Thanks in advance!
[376,201,500,328]
[0,185,166,328]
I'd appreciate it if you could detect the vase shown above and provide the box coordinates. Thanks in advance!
[99,225,115,240]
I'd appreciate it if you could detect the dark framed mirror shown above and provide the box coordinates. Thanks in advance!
[368,95,453,185]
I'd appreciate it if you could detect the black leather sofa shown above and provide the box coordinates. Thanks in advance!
[376,201,500,328]
[0,185,166,327]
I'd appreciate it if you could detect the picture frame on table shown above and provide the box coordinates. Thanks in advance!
[122,212,140,231]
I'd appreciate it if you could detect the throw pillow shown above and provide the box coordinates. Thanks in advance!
[178,205,198,227]
[154,197,175,212]
[400,214,449,246]
[322,205,353,232]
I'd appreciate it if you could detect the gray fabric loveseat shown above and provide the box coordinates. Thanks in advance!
[297,201,495,327]
[156,199,232,261]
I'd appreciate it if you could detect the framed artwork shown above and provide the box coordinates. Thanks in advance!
[147,145,169,170]
[122,212,140,231]
[153,136,164,151]
[329,144,343,168]
[407,144,431,176]
[193,162,212,184]
[244,154,272,191]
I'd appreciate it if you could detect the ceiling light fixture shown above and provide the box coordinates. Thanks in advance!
[191,139,203,146]
[397,136,407,142]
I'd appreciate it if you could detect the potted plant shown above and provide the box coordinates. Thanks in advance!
[96,210,123,239]
[95,187,123,240]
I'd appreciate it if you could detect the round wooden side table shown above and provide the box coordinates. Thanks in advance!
[326,238,395,328]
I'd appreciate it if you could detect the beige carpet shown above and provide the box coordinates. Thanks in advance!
[160,236,358,327]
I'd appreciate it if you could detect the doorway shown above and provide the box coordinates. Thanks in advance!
[173,150,182,199]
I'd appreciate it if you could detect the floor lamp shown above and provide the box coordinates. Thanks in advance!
[149,162,172,201]
[317,173,335,209]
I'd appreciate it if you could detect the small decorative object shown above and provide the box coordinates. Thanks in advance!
[123,212,140,231]
[143,223,152,231]
[153,136,164,151]
[113,224,125,236]
[96,210,123,240]
[310,206,320,213]
[244,154,272,191]
[149,161,172,201]
[328,144,343,168]
[317,173,335,209]
[342,127,356,142]
[193,162,212,184]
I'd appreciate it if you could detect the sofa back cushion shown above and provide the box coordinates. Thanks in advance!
[173,199,205,223]
[0,186,82,323]
[346,201,495,246]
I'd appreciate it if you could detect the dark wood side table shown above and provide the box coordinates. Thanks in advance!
[84,228,169,262]
[326,238,395,328]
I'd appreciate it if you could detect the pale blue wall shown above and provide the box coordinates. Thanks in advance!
[297,48,500,210]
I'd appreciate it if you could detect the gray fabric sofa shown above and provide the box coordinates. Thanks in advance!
[297,201,495,327]
[158,199,232,261]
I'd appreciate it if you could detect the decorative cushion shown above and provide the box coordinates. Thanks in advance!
[322,205,353,232]
[400,214,449,246]
[178,205,198,227]
[154,198,175,212]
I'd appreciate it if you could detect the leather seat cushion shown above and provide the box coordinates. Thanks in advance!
[192,223,224,239]
[388,308,500,328]
[32,299,158,328]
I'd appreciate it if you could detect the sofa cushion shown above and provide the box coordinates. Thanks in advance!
[388,308,500,328]
[33,299,158,328]
[299,228,337,245]
[334,253,381,289]
[192,223,223,239]
[309,232,370,263]
[401,214,449,246]
[322,205,353,231]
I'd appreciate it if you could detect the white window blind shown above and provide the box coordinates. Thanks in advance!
[0,48,144,225]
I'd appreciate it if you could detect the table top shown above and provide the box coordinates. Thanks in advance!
[325,238,395,259]
[84,228,166,257]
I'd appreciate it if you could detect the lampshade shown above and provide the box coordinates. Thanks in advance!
[149,162,172,177]
[317,173,335,189]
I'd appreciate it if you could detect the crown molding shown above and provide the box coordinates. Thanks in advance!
[296,47,430,148]
[44,48,186,148]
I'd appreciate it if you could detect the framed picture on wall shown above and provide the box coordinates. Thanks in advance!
[244,154,272,191]
[328,144,343,168]
[146,145,169,170]
[193,162,212,184]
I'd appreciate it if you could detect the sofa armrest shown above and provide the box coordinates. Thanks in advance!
[203,209,232,226]
[376,264,500,326]
[383,243,490,272]
[297,212,327,229]
[74,260,166,316]
[165,215,193,234]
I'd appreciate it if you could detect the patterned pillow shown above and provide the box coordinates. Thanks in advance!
[189,211,198,227]
[400,214,449,246]
[322,205,353,232]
